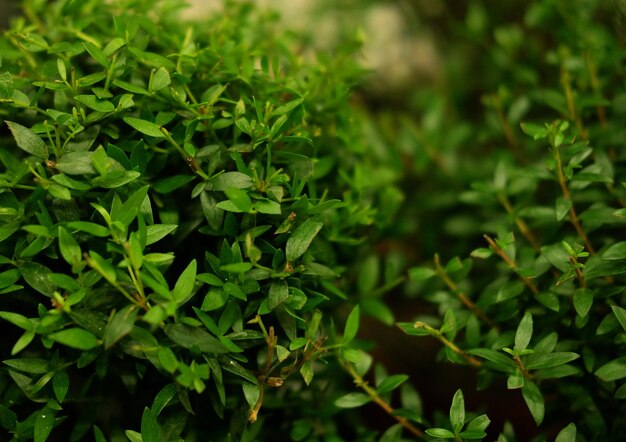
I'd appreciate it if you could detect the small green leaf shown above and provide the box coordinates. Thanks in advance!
[49,328,99,350]
[286,217,323,262]
[379,424,402,442]
[425,428,455,439]
[115,185,150,226]
[521,381,544,425]
[34,407,55,442]
[525,352,580,370]
[603,242,626,260]
[573,288,594,318]
[219,262,253,273]
[612,305,626,332]
[520,122,549,139]
[595,356,626,382]
[466,414,490,432]
[58,226,81,267]
[123,117,165,138]
[218,188,253,213]
[449,389,465,434]
[408,266,436,281]
[83,42,109,67]
[3,358,49,374]
[164,324,229,353]
[145,224,177,245]
[141,407,160,442]
[334,392,371,408]
[0,311,33,330]
[343,305,360,344]
[74,95,115,112]
[555,423,576,442]
[18,261,55,297]
[6,121,48,159]
[515,311,533,352]
[52,370,69,402]
[377,374,409,394]
[255,199,282,215]
[268,280,289,310]
[151,67,171,92]
[103,305,139,349]
[300,360,314,386]
[171,259,197,304]
[211,172,253,191]
[158,347,179,373]
[458,430,488,439]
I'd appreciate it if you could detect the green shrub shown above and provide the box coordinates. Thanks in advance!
[2,0,626,441]
[0,1,400,440]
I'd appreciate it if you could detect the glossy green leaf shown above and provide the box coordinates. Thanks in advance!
[555,423,576,442]
[612,305,626,332]
[343,305,360,344]
[425,428,455,439]
[377,374,409,394]
[449,389,465,434]
[6,121,48,159]
[103,305,139,349]
[164,324,229,354]
[521,381,544,425]
[53,370,69,402]
[58,226,81,266]
[334,392,371,408]
[123,117,165,138]
[268,279,289,310]
[151,67,171,92]
[171,259,197,304]
[515,311,533,352]
[573,288,593,318]
[141,407,160,442]
[3,358,49,374]
[34,407,55,442]
[49,328,99,350]
[286,217,323,262]
[595,356,626,382]
[74,95,115,112]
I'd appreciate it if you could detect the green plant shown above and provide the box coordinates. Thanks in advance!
[3,0,626,441]
[0,1,403,440]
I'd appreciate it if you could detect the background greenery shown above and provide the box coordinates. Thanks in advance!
[1,0,626,441]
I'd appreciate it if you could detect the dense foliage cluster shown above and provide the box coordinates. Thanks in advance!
[1,0,626,441]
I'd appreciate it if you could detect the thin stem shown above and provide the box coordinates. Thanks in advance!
[434,254,494,328]
[553,147,595,254]
[561,65,587,139]
[342,362,425,438]
[484,235,539,295]
[412,322,483,368]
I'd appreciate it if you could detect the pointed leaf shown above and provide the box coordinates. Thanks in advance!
[6,121,48,159]
[450,389,465,434]
[515,311,533,352]
[521,381,544,425]
[286,217,323,262]
[343,305,360,344]
[123,117,165,138]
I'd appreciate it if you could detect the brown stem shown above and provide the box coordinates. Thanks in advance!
[553,147,595,254]
[491,94,526,164]
[584,51,608,128]
[342,362,425,438]
[434,254,494,328]
[484,235,539,295]
[569,256,586,289]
